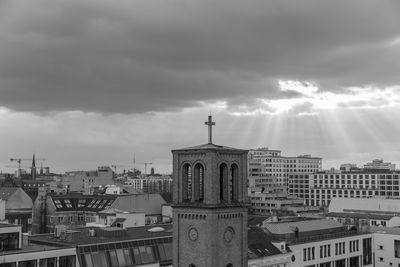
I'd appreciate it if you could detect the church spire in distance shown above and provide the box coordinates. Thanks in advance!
[31,153,36,180]
[204,115,216,144]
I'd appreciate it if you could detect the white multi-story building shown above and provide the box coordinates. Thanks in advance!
[364,159,396,171]
[289,167,400,207]
[249,192,319,215]
[248,158,285,194]
[126,175,173,194]
[262,218,373,267]
[327,197,400,227]
[249,147,322,188]
[372,226,400,266]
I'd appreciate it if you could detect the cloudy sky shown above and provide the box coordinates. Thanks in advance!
[1,0,400,174]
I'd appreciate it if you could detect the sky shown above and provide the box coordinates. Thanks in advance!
[1,0,400,174]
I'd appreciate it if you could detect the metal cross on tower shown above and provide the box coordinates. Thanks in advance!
[204,115,216,144]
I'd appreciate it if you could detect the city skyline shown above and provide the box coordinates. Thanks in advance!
[1,0,400,173]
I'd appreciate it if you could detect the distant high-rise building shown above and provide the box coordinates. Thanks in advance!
[150,167,155,175]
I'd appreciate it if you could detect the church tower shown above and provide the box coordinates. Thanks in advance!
[172,116,248,267]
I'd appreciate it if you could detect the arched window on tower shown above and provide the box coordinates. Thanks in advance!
[219,163,228,202]
[182,164,192,202]
[230,164,239,201]
[193,163,204,202]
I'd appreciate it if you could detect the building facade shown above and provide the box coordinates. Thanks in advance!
[262,218,373,267]
[249,148,322,189]
[289,169,400,207]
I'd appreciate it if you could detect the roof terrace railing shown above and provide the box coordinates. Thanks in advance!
[271,229,370,244]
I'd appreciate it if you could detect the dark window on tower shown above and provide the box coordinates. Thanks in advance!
[230,164,239,201]
[182,164,192,202]
[194,164,204,202]
[220,163,228,201]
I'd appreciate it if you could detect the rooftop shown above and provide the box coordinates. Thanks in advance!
[248,227,283,259]
[370,226,400,235]
[30,224,174,247]
[0,243,72,256]
[0,223,20,229]
[0,187,19,200]
[172,143,248,153]
[326,212,394,221]
[50,194,116,212]
[263,219,343,235]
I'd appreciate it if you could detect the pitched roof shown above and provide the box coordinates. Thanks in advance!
[172,143,248,152]
[0,187,19,200]
[50,194,117,212]
[248,215,271,226]
[111,194,166,214]
[248,227,282,259]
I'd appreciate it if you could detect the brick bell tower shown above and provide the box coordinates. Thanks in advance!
[172,116,248,267]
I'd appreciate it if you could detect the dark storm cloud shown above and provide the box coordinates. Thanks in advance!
[0,0,400,113]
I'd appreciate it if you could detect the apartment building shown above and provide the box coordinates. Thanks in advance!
[289,167,400,207]
[249,192,319,216]
[126,176,173,194]
[249,147,321,188]
[263,218,373,267]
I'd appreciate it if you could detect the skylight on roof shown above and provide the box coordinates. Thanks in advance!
[64,199,73,208]
[54,199,63,209]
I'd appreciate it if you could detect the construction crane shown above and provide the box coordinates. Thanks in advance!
[9,157,47,178]
[141,162,153,175]
[111,165,129,174]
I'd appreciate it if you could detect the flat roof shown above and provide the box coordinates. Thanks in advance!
[326,212,394,220]
[370,226,400,235]
[30,224,173,246]
[0,243,73,256]
[0,223,20,229]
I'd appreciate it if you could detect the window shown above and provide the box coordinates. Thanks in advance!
[64,199,73,208]
[54,199,63,209]
[109,250,119,267]
[395,240,400,258]
[39,258,56,267]
[59,256,76,267]
[18,260,37,267]
[91,251,108,267]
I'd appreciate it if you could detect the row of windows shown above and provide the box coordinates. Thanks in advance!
[335,242,345,255]
[177,213,206,220]
[50,215,90,224]
[0,256,76,267]
[79,238,172,267]
[303,239,362,262]
[320,244,331,258]
[313,174,399,179]
[81,244,171,267]
[349,240,359,253]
